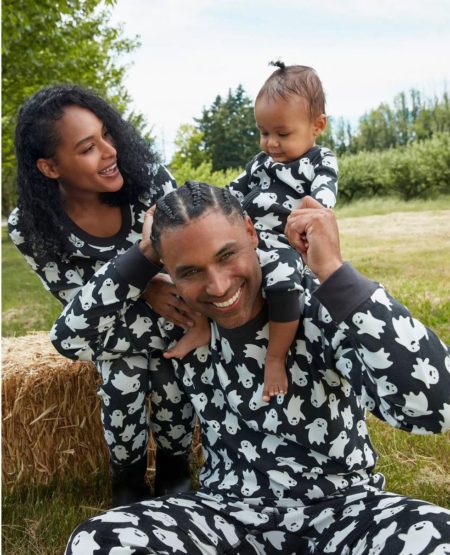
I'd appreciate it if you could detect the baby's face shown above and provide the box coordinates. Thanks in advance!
[255,94,326,163]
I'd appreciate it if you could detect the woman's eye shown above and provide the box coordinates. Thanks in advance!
[81,144,95,154]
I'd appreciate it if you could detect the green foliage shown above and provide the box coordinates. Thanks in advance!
[170,124,210,171]
[196,84,260,171]
[346,89,450,155]
[170,161,240,189]
[1,0,147,215]
[339,133,450,202]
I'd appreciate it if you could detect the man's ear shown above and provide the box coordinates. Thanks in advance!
[36,158,60,180]
[313,114,327,137]
[244,215,259,248]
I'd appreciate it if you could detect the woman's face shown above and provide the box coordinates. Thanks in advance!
[38,105,124,196]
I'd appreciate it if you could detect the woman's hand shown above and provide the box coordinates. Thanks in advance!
[141,273,197,329]
[139,206,160,265]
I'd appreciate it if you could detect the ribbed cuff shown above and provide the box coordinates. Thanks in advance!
[115,244,162,290]
[314,262,378,323]
[267,290,301,322]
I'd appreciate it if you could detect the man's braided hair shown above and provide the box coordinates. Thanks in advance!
[151,181,244,254]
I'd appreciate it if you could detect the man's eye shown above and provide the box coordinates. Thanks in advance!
[221,252,233,262]
[182,268,199,278]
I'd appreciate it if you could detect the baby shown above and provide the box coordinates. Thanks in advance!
[167,61,338,402]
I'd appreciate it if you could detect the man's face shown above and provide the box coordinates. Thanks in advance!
[159,210,264,329]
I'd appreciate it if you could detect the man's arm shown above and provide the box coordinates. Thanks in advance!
[288,198,450,433]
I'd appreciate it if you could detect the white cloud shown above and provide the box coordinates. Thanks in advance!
[110,0,450,161]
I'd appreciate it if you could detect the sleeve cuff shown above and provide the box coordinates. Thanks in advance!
[267,290,301,322]
[114,244,162,289]
[314,262,378,323]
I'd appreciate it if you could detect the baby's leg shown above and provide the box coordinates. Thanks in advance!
[263,320,297,401]
[163,313,210,359]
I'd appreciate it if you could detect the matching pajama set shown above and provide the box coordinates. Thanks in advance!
[60,245,450,554]
[8,165,196,464]
[228,146,338,323]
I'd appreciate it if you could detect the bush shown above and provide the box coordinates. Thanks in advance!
[170,161,241,188]
[339,133,450,202]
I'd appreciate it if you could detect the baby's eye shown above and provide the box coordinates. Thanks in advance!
[278,133,289,137]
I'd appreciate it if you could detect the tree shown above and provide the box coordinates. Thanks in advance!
[354,103,398,152]
[170,124,210,171]
[196,84,260,171]
[2,0,143,214]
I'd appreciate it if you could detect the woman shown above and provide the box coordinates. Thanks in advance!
[8,85,195,505]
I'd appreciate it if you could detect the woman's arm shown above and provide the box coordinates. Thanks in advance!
[8,207,84,305]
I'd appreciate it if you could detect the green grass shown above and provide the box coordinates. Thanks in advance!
[334,193,450,218]
[2,476,110,555]
[2,227,61,335]
[2,197,450,553]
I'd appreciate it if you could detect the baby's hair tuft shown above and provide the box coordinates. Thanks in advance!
[269,60,286,71]
[257,62,326,119]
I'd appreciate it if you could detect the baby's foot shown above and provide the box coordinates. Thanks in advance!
[262,358,288,402]
[163,321,210,359]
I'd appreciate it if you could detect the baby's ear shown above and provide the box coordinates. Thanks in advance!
[36,158,60,179]
[313,114,327,136]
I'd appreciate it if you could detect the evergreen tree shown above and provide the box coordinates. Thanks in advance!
[197,85,260,171]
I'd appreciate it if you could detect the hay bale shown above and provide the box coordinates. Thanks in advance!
[2,333,110,490]
[2,333,203,491]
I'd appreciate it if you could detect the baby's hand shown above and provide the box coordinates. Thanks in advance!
[164,314,210,359]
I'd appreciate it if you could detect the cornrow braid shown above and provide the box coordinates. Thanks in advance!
[157,197,177,221]
[186,180,202,208]
[151,181,244,254]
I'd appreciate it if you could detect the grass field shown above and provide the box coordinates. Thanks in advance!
[2,196,450,554]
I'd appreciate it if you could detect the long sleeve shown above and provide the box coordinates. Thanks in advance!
[309,147,338,209]
[50,245,163,361]
[8,207,84,305]
[227,153,266,203]
[314,263,450,433]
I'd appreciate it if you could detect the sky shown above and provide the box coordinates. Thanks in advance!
[110,0,450,162]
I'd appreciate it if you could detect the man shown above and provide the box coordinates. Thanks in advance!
[62,182,450,554]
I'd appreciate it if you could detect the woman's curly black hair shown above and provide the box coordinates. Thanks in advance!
[14,84,159,257]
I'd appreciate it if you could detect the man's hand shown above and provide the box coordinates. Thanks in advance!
[139,206,160,265]
[141,273,197,329]
[285,196,343,283]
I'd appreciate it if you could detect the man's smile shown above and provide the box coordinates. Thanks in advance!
[211,286,242,310]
